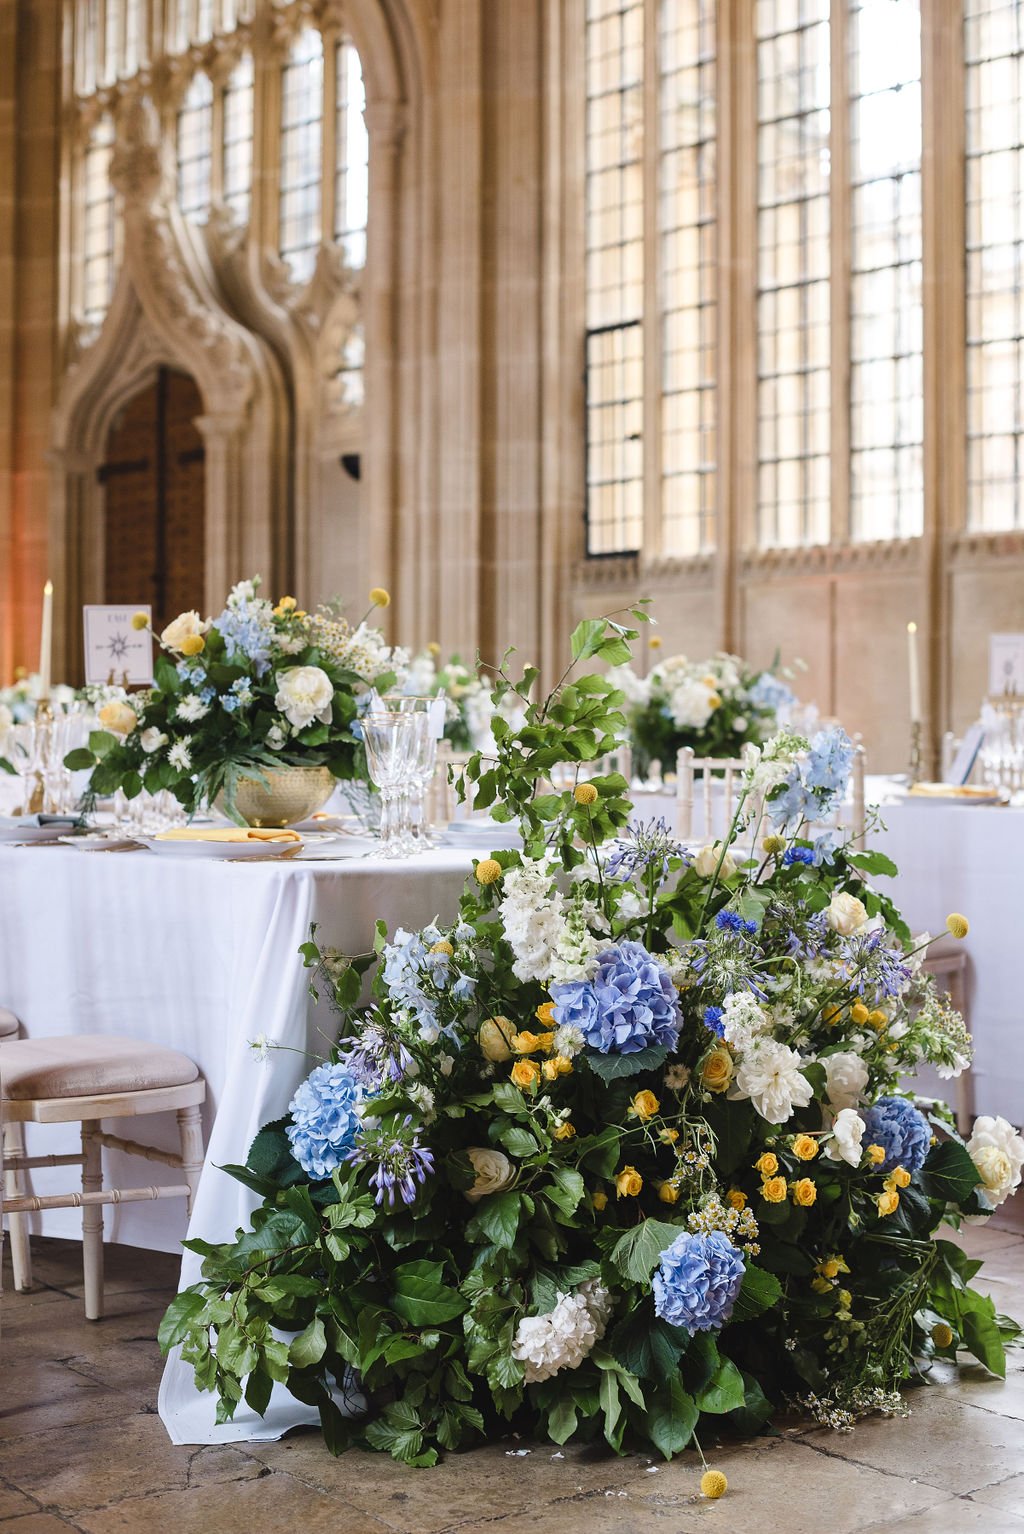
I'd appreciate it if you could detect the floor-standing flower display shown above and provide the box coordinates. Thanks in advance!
[162,610,1021,1469]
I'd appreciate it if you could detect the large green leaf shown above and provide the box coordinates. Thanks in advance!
[695,1356,746,1414]
[730,1263,783,1323]
[468,1190,522,1250]
[584,1045,668,1083]
[646,1378,698,1459]
[288,1316,327,1369]
[157,1289,207,1352]
[962,1307,1007,1378]
[390,1261,468,1326]
[609,1219,684,1284]
[919,1140,982,1207]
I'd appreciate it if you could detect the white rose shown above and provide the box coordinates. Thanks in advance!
[694,842,737,880]
[669,678,716,730]
[826,891,869,935]
[274,665,335,732]
[464,1147,516,1203]
[967,1116,1024,1210]
[140,727,168,754]
[160,610,208,651]
[823,1051,869,1112]
[824,1107,866,1167]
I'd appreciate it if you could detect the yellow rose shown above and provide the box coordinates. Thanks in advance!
[755,1152,779,1177]
[475,858,503,886]
[726,1188,747,1210]
[838,1289,853,1310]
[792,1134,819,1161]
[535,1032,556,1053]
[700,1046,734,1094]
[792,1178,817,1207]
[274,596,297,616]
[513,1031,543,1054]
[553,1122,576,1142]
[866,1143,886,1165]
[659,1127,680,1145]
[658,1181,680,1205]
[478,1016,514,1062]
[542,1054,573,1081]
[877,1188,900,1216]
[160,610,207,652]
[762,1176,788,1204]
[811,1275,832,1295]
[630,1090,660,1121]
[615,1166,643,1198]
[511,1059,540,1091]
[535,1002,556,1026]
[97,701,138,737]
[850,1002,870,1026]
[573,782,598,806]
[868,1009,888,1032]
[889,1166,912,1190]
[369,587,390,608]
[823,1005,843,1027]
[592,1189,608,1211]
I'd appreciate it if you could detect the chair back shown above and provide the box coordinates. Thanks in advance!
[675,748,749,842]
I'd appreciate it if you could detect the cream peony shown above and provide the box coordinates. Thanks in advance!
[826,891,869,935]
[98,700,138,736]
[274,666,335,732]
[730,1039,813,1124]
[140,726,168,754]
[967,1116,1024,1210]
[160,610,208,651]
[823,1051,869,1112]
[694,842,737,880]
[824,1107,866,1167]
[464,1147,517,1203]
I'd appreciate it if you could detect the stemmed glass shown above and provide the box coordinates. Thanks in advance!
[6,723,43,814]
[363,711,419,858]
[382,695,441,849]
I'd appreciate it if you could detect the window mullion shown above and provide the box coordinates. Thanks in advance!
[642,0,661,561]
[831,1,851,546]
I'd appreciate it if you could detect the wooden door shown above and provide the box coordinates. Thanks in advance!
[100,369,206,630]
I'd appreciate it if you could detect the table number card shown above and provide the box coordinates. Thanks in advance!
[83,605,155,686]
[989,633,1024,696]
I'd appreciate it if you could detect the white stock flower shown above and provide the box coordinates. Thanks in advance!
[497,855,565,984]
[615,889,645,922]
[694,842,737,880]
[967,1116,1024,1210]
[511,1282,612,1384]
[464,1147,517,1203]
[826,891,869,935]
[731,1038,813,1124]
[825,1107,866,1167]
[160,610,208,650]
[140,727,168,754]
[823,1051,869,1112]
[176,695,210,723]
[720,992,770,1053]
[275,665,335,732]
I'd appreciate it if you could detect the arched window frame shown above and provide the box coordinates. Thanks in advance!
[76,107,122,327]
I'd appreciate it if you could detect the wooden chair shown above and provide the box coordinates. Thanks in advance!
[922,936,974,1133]
[0,1008,30,1296]
[675,749,749,842]
[0,1033,205,1322]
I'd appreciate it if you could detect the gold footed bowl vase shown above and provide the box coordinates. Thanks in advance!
[225,765,336,828]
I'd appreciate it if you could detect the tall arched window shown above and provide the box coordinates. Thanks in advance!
[81,113,119,325]
[223,52,255,225]
[279,27,325,282]
[177,71,214,221]
[334,36,368,268]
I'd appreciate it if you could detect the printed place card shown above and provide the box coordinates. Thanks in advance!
[83,605,154,686]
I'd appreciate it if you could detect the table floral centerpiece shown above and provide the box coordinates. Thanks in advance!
[609,649,809,779]
[402,647,528,752]
[161,611,1021,1484]
[66,578,404,825]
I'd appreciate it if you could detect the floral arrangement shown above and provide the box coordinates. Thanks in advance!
[402,647,527,753]
[610,648,809,778]
[65,579,405,819]
[161,611,1021,1479]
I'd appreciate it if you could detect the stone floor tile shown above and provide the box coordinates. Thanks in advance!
[0,1356,120,1442]
[0,1412,259,1513]
[0,1516,83,1533]
[874,1494,1024,1532]
[0,1480,38,1519]
[72,1469,403,1534]
[968,1473,1024,1516]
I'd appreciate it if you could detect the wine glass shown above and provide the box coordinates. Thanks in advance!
[381,695,440,849]
[362,712,417,858]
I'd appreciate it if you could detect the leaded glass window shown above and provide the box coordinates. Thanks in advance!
[334,38,368,268]
[82,114,118,324]
[177,71,214,222]
[223,53,255,225]
[279,27,325,284]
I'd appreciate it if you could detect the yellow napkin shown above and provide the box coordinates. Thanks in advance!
[155,827,302,843]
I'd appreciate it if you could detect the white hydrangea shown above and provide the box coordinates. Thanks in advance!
[606,664,651,708]
[731,1038,814,1124]
[511,1281,612,1384]
[967,1116,1024,1210]
[823,1051,869,1112]
[721,992,771,1054]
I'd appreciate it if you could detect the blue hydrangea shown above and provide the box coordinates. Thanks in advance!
[652,1229,746,1331]
[285,1062,365,1180]
[861,1096,931,1174]
[551,941,680,1055]
[747,672,797,714]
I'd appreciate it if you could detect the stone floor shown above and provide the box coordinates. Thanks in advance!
[1,1225,1022,1534]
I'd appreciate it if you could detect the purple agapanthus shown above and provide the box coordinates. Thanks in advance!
[340,1018,415,1089]
[604,818,689,887]
[838,929,913,1005]
[348,1114,435,1206]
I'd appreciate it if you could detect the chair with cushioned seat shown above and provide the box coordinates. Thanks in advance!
[0,1033,205,1322]
[0,1007,31,1295]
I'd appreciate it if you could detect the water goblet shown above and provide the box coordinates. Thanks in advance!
[362,711,417,858]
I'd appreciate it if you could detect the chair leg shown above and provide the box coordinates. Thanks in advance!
[2,1121,32,1292]
[176,1105,205,1216]
[81,1120,104,1321]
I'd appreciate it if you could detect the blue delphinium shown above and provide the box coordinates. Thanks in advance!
[806,726,855,794]
[768,725,856,830]
[214,600,276,677]
[861,1096,931,1174]
[382,928,438,1036]
[652,1230,746,1331]
[285,1062,364,1180]
[551,941,680,1055]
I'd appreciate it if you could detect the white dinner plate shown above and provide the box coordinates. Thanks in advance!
[0,823,78,844]
[136,835,306,860]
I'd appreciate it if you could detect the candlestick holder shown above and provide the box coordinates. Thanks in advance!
[25,699,54,815]
[908,719,923,785]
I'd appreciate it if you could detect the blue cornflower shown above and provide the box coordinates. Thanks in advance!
[715,910,757,936]
[348,1114,435,1206]
[604,817,689,887]
[783,847,815,867]
[652,1230,746,1331]
[861,1096,931,1174]
[285,1062,364,1180]
[704,1006,725,1037]
[551,941,680,1055]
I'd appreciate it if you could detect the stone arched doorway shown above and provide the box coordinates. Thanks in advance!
[100,367,206,630]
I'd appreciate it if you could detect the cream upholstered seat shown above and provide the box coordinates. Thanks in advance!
[0,1008,20,1038]
[1,1032,205,1324]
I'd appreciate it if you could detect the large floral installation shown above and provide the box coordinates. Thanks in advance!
[161,611,1021,1473]
[65,579,404,819]
[609,649,808,778]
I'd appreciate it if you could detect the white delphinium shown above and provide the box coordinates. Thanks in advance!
[176,694,210,723]
[742,734,806,798]
[824,1107,866,1167]
[823,1051,869,1112]
[511,1282,612,1384]
[731,1038,814,1124]
[967,1116,1024,1209]
[720,992,771,1054]
[548,889,604,986]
